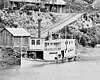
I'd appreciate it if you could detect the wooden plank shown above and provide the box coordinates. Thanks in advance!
[14,36,20,47]
[0,29,14,48]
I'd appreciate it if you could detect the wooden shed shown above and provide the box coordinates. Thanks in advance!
[0,28,31,49]
[0,23,4,32]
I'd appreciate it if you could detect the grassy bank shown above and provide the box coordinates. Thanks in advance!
[0,58,21,68]
[0,48,21,68]
[76,47,100,62]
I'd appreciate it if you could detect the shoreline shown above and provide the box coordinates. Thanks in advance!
[0,48,100,69]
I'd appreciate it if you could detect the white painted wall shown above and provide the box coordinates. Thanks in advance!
[29,38,44,50]
[65,39,75,58]
[43,39,76,60]
[44,50,61,60]
[29,38,75,60]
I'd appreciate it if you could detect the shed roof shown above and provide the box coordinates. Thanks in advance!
[6,28,31,36]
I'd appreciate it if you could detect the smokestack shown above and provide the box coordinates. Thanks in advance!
[37,18,42,38]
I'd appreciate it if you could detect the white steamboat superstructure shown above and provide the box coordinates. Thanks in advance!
[43,39,75,61]
[22,14,77,63]
[26,34,76,62]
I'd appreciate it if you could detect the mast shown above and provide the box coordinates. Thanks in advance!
[65,27,66,39]
[20,36,22,66]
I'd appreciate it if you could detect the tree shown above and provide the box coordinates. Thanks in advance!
[0,0,9,10]
[63,0,76,12]
[83,0,95,4]
[0,0,4,9]
[64,0,76,5]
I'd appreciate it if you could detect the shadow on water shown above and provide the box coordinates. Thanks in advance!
[1,56,100,70]
[21,56,100,69]
[0,56,100,80]
[75,56,100,62]
[0,65,21,79]
[33,57,100,67]
[30,60,78,68]
[30,62,65,68]
[0,65,21,72]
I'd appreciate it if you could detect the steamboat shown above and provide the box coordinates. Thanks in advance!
[21,18,78,65]
[21,33,77,65]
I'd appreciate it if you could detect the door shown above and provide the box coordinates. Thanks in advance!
[36,51,44,60]
[61,50,64,58]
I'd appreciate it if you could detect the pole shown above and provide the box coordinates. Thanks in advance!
[65,27,66,39]
[49,1,50,12]
[8,0,10,9]
[37,18,42,38]
[20,36,22,66]
[4,0,5,9]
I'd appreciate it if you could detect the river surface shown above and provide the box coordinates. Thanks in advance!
[0,56,100,80]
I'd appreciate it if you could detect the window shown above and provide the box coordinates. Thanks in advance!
[54,43,56,45]
[47,43,49,45]
[50,43,53,45]
[45,43,47,47]
[49,52,57,54]
[65,41,68,44]
[83,21,85,23]
[69,41,70,44]
[36,40,40,45]
[87,24,89,26]
[32,40,35,45]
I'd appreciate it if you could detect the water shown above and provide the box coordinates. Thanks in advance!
[0,57,100,80]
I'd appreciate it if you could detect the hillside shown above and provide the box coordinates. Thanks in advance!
[43,12,100,47]
[0,10,100,47]
[62,12,100,47]
[1,10,100,68]
[0,10,67,36]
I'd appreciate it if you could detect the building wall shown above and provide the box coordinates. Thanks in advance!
[0,29,13,48]
[14,36,29,47]
[0,28,30,49]
[65,39,75,57]
[9,0,67,13]
[44,39,60,60]
[44,50,61,60]
[29,38,44,50]
[43,39,75,60]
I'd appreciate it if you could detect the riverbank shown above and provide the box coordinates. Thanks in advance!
[0,47,100,69]
[0,59,21,69]
[0,47,21,69]
[76,47,100,61]
[0,48,100,80]
[77,47,100,56]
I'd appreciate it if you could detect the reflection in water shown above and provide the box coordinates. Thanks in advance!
[0,57,100,80]
[0,66,21,80]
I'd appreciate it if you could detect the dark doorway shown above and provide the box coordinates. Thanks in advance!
[36,51,43,60]
[27,51,43,60]
[61,50,64,58]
